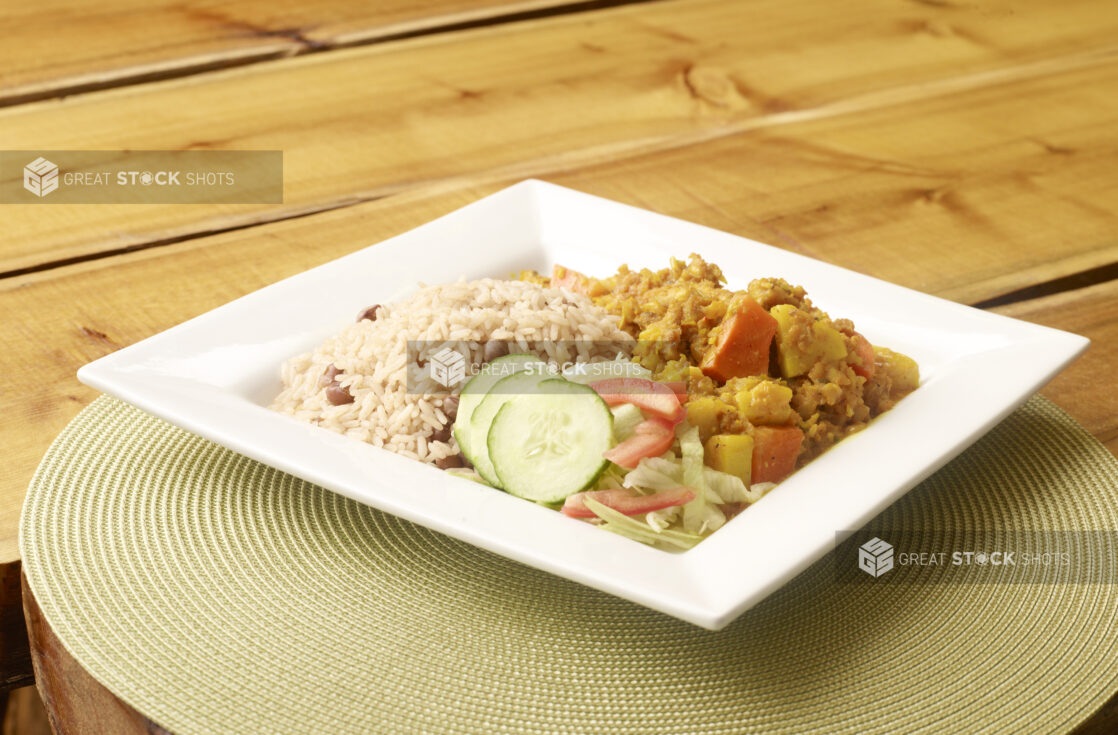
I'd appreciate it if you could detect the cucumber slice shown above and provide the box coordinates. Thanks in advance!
[469,368,558,486]
[452,354,542,468]
[488,379,613,503]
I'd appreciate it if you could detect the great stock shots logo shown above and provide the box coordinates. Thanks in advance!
[429,347,467,389]
[23,157,59,197]
[858,537,894,578]
[2,150,282,203]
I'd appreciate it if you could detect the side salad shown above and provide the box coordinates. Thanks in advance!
[450,354,775,549]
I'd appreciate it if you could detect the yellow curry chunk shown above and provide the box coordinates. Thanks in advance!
[875,347,920,394]
[704,434,754,486]
[770,304,848,378]
[731,378,794,426]
[685,396,727,442]
[862,346,921,413]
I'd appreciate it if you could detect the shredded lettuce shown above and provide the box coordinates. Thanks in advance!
[583,498,700,550]
[593,424,778,541]
[592,463,628,491]
[745,481,778,503]
[679,426,725,535]
[639,454,683,476]
[703,467,749,503]
[610,403,645,442]
[622,455,682,492]
[645,504,682,532]
[622,450,774,506]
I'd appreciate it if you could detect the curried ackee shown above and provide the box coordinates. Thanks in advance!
[522,254,919,487]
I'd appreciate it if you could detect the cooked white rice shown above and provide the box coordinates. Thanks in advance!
[270,278,634,463]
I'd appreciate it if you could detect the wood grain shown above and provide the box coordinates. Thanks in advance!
[1,686,51,735]
[552,58,1118,305]
[0,563,31,692]
[3,0,1118,274]
[0,0,615,105]
[992,279,1118,457]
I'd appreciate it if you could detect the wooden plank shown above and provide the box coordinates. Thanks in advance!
[3,0,1118,274]
[552,59,1118,305]
[0,563,31,691]
[1,685,52,735]
[992,279,1118,457]
[0,0,607,105]
[1075,691,1118,735]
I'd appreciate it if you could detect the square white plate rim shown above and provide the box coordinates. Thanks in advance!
[76,179,1089,630]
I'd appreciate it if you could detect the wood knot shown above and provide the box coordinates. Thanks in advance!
[681,65,748,110]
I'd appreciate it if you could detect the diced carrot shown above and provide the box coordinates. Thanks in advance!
[700,296,778,381]
[850,332,876,379]
[751,425,804,484]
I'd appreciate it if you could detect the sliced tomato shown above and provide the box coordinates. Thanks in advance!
[664,381,689,402]
[603,417,676,468]
[633,416,674,435]
[849,332,876,379]
[561,486,695,518]
[588,378,685,423]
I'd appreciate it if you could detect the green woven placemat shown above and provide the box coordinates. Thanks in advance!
[20,395,1118,734]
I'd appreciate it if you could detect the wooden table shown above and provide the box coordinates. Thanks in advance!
[3,0,1117,731]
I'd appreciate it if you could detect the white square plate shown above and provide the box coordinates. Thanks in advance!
[78,180,1088,630]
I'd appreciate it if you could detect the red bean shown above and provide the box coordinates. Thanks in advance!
[325,384,353,406]
[356,305,382,322]
[435,454,465,470]
[321,364,354,405]
[319,364,342,387]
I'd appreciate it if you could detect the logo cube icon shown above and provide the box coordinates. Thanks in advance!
[429,347,466,389]
[858,537,894,578]
[24,157,59,197]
